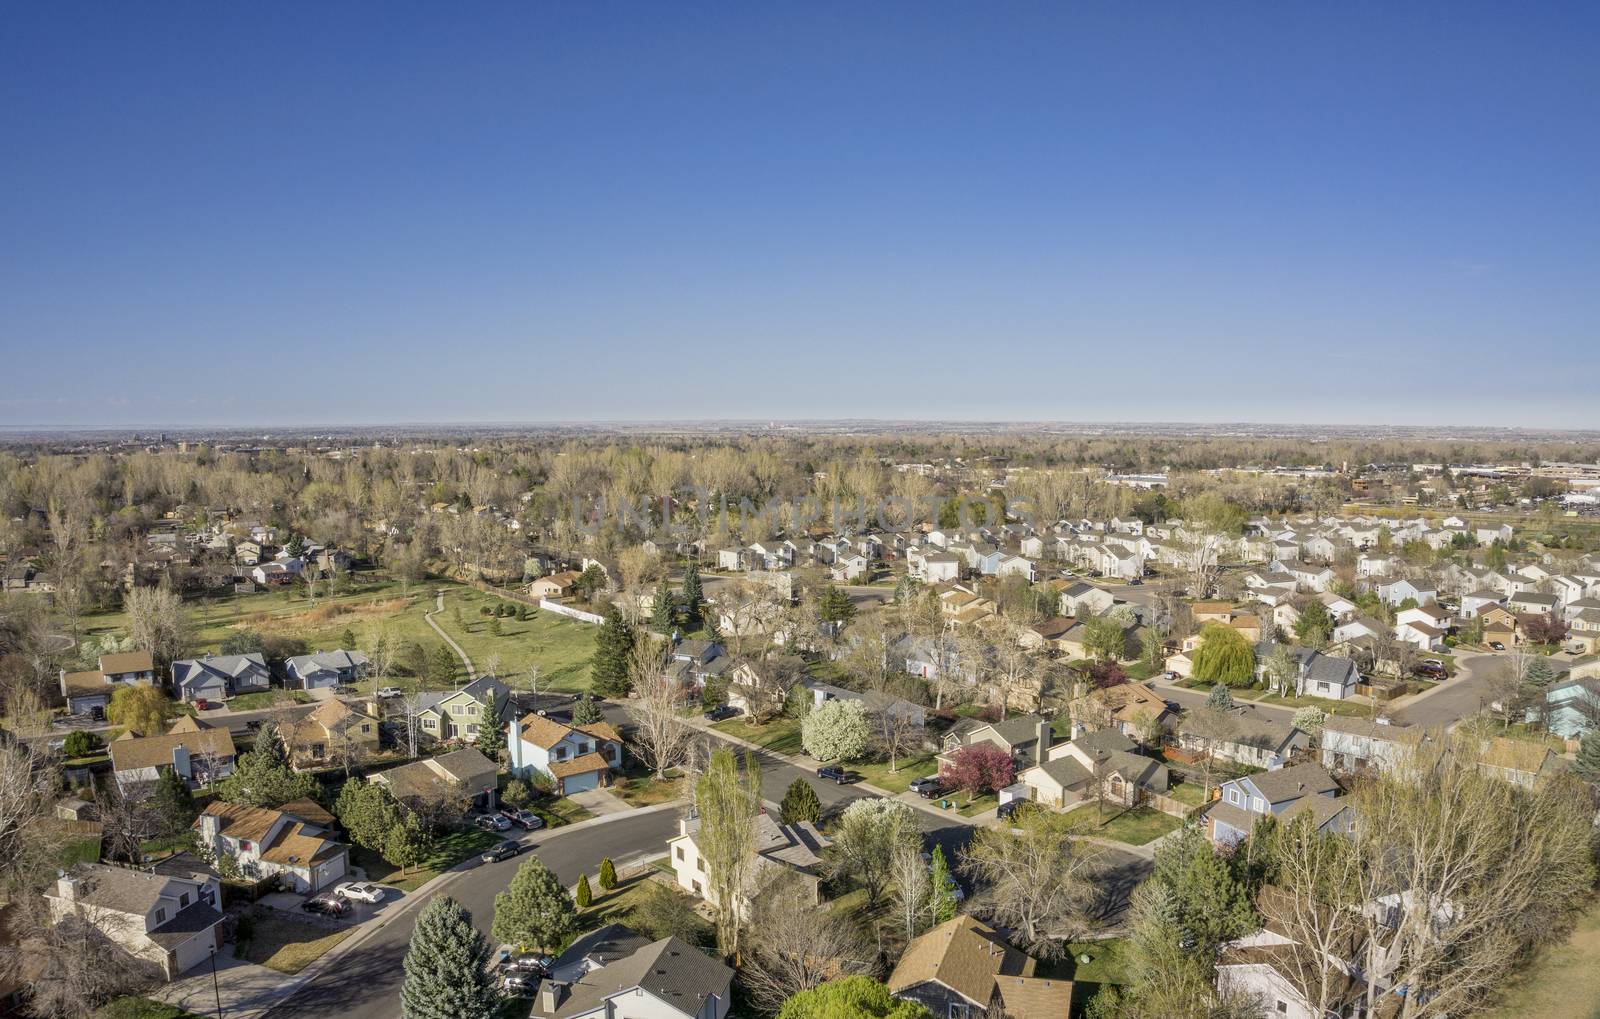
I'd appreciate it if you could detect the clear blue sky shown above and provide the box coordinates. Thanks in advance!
[3,3,1596,429]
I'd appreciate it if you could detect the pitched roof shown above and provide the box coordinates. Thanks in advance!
[61,670,107,695]
[537,936,732,1019]
[518,712,620,750]
[888,915,1033,1007]
[108,718,236,773]
[549,752,612,779]
[1246,762,1339,804]
[99,651,154,674]
[994,975,1074,1019]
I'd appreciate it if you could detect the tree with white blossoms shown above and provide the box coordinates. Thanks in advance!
[801,697,870,763]
[828,798,920,910]
[1291,705,1326,738]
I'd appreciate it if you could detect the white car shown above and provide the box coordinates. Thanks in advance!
[375,687,404,698]
[333,881,387,904]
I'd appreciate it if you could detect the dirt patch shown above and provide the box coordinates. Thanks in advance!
[241,597,413,633]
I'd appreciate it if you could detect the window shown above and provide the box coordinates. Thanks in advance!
[555,748,567,761]
[467,725,479,736]
[1276,1003,1288,1014]
[424,718,438,730]
[452,704,465,715]
[1252,797,1266,813]
[1228,788,1241,805]
[675,847,684,861]
[180,892,190,907]
[154,908,166,924]
[692,880,702,894]
[697,856,704,872]
[241,841,253,852]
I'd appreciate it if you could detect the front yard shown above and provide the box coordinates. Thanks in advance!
[238,909,354,974]
[227,690,312,711]
[351,826,504,892]
[1061,805,1182,846]
[612,766,689,807]
[97,999,207,1019]
[710,715,804,755]
[1484,895,1600,1019]
[852,753,938,793]
[532,797,597,828]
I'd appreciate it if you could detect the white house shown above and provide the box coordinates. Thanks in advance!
[47,863,225,980]
[508,713,623,795]
[1376,578,1437,607]
[667,811,829,919]
[532,929,733,1019]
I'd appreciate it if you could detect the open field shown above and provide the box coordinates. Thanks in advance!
[1483,896,1600,1019]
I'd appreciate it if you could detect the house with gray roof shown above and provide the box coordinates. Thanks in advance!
[170,653,270,702]
[1253,643,1362,701]
[1206,762,1346,847]
[45,862,225,980]
[1021,728,1170,809]
[285,649,370,691]
[533,932,732,1019]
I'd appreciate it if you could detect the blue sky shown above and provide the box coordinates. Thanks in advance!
[2,3,1597,429]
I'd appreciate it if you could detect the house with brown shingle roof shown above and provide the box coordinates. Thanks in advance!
[888,915,1067,1019]
[58,650,158,717]
[507,712,622,795]
[368,747,500,814]
[194,800,349,894]
[285,698,379,770]
[109,715,236,790]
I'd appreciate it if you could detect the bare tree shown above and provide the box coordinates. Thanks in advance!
[626,635,696,778]
[739,869,873,1013]
[8,895,159,1018]
[1261,815,1368,1019]
[695,747,761,956]
[94,779,164,864]
[890,840,933,944]
[0,738,63,894]
[959,808,1100,957]
[124,585,191,673]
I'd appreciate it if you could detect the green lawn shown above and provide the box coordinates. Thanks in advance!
[1061,805,1182,845]
[533,797,597,828]
[711,715,804,755]
[852,753,938,793]
[1031,936,1132,1013]
[97,998,207,1019]
[227,690,311,711]
[1254,691,1379,717]
[613,768,689,807]
[422,587,598,691]
[956,793,999,817]
[1483,896,1600,1019]
[1165,781,1209,807]
[238,909,354,974]
[351,826,505,892]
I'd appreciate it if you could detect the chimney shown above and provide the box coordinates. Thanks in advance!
[171,744,192,780]
[57,872,79,901]
[1036,719,1051,765]
[198,810,220,847]
[540,982,566,1013]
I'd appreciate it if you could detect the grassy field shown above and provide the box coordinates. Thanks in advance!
[1062,805,1182,845]
[1483,897,1600,1019]
[351,826,504,892]
[1165,780,1209,807]
[711,715,804,755]
[239,909,354,974]
[853,753,938,793]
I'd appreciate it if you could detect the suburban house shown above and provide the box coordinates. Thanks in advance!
[1019,728,1170,810]
[109,715,237,790]
[530,930,733,1019]
[725,657,805,718]
[908,547,961,583]
[169,653,270,702]
[1376,578,1437,607]
[46,863,225,980]
[415,674,513,742]
[668,810,830,916]
[830,552,869,582]
[1206,763,1346,847]
[1477,736,1564,790]
[1215,886,1369,1019]
[1057,581,1115,618]
[888,915,1071,1019]
[1255,644,1363,701]
[801,680,926,728]
[1177,704,1310,769]
[1476,603,1519,647]
[1070,682,1177,742]
[938,715,1053,771]
[529,570,581,600]
[369,747,500,815]
[1320,715,1424,776]
[284,649,370,691]
[59,651,158,717]
[507,713,623,795]
[194,801,349,894]
[284,698,381,770]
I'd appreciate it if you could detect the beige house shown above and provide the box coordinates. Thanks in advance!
[369,747,500,815]
[59,650,158,717]
[888,916,1069,1019]
[1019,729,1170,810]
[46,862,225,980]
[286,698,380,770]
[194,801,349,894]
[109,715,237,790]
[667,811,829,919]
[529,570,581,600]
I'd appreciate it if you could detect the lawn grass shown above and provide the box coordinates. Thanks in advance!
[239,909,353,974]
[1061,805,1182,845]
[956,793,998,817]
[711,715,804,755]
[97,998,207,1019]
[1483,896,1600,1019]
[852,753,937,794]
[227,690,311,711]
[1030,936,1132,1013]
[579,875,660,928]
[351,826,504,891]
[1255,691,1378,717]
[533,797,597,828]
[422,587,598,691]
[613,769,688,807]
[1165,781,1209,807]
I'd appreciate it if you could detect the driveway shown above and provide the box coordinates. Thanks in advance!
[158,951,293,1019]
[567,786,632,816]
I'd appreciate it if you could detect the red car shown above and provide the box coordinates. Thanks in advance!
[193,698,212,710]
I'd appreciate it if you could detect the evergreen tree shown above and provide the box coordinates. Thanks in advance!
[216,721,317,807]
[336,780,403,852]
[1204,683,1234,711]
[591,607,633,698]
[151,766,197,835]
[651,578,676,633]
[385,812,430,874]
[492,856,577,950]
[928,845,958,924]
[681,563,704,627]
[400,896,500,1019]
[598,857,617,891]
[341,627,357,650]
[1575,732,1600,783]
[475,717,506,762]
[779,777,823,825]
[432,645,460,683]
[1154,826,1257,957]
[818,585,857,626]
[1293,600,1334,648]
[575,872,592,908]
[488,617,502,637]
[571,694,604,725]
[702,612,723,647]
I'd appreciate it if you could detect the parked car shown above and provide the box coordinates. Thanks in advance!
[375,686,404,698]
[908,777,944,798]
[816,765,858,784]
[475,814,512,832]
[503,972,540,995]
[499,808,546,831]
[193,698,212,711]
[302,896,350,918]
[1489,641,1506,651]
[1412,663,1447,680]
[996,800,1035,822]
[704,704,739,722]
[482,841,525,864]
[333,881,387,904]
[501,950,553,974]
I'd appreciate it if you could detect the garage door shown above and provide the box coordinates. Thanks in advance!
[563,770,600,794]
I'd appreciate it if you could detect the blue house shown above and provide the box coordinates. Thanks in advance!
[1206,762,1346,847]
[1539,676,1600,740]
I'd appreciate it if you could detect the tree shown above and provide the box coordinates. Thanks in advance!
[107,684,170,737]
[598,857,617,891]
[488,617,502,637]
[571,693,604,724]
[1293,600,1334,648]
[940,743,1015,804]
[779,778,823,826]
[384,811,430,875]
[800,697,871,762]
[629,881,710,944]
[818,584,857,627]
[492,856,577,950]
[125,585,191,673]
[575,872,593,908]
[929,845,958,924]
[62,730,101,758]
[891,839,933,944]
[1151,824,1258,960]
[215,720,317,807]
[959,808,1099,957]
[431,644,459,684]
[1083,617,1127,662]
[1190,624,1255,687]
[150,766,197,836]
[626,634,697,778]
[650,577,676,632]
[337,781,403,855]
[400,896,501,1019]
[1264,643,1300,697]
[1291,705,1326,737]
[219,629,267,656]
[742,871,873,1013]
[474,716,505,762]
[682,563,705,627]
[1574,731,1600,782]
[1523,611,1568,646]
[591,606,634,697]
[828,798,920,910]
[1205,683,1234,711]
[778,976,931,1019]
[695,746,761,955]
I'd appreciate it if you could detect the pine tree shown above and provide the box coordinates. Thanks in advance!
[151,766,197,835]
[433,644,460,683]
[591,607,633,698]
[1575,732,1600,782]
[779,777,823,825]
[598,857,617,891]
[1205,683,1234,711]
[571,694,603,724]
[475,717,506,763]
[928,845,958,924]
[492,856,577,950]
[341,627,357,650]
[575,872,592,908]
[651,578,676,633]
[216,720,317,808]
[682,564,704,626]
[400,896,500,1019]
[818,585,857,626]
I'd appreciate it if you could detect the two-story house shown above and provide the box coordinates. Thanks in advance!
[1206,763,1345,847]
[169,652,271,702]
[284,649,371,691]
[667,811,829,917]
[46,862,226,980]
[285,698,381,770]
[1177,704,1310,769]
[194,801,349,894]
[109,715,237,790]
[59,651,158,718]
[531,931,733,1019]
[508,713,623,795]
[937,715,1054,772]
[416,674,513,742]
[1320,715,1424,776]
[888,915,1070,1019]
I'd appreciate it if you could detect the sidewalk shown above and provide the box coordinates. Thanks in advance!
[424,589,476,680]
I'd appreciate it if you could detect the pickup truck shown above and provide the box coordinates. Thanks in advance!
[816,765,858,785]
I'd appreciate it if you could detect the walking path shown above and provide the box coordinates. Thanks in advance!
[423,588,476,680]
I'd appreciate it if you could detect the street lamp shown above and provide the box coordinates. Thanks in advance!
[209,943,224,1019]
